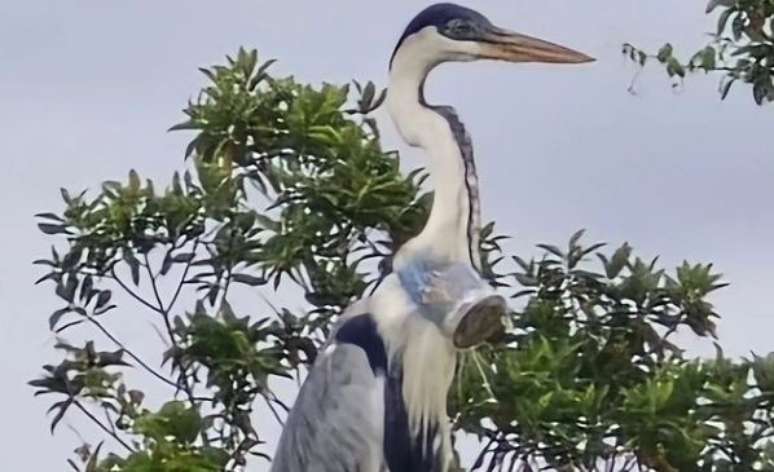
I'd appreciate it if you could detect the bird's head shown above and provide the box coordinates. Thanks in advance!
[390,3,594,71]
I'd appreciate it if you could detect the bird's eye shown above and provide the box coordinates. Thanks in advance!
[445,19,473,36]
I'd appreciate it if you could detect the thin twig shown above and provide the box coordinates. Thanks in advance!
[74,401,134,453]
[103,407,117,435]
[159,301,197,407]
[219,269,233,308]
[263,395,284,426]
[471,350,496,400]
[270,393,290,412]
[140,251,198,409]
[109,269,163,315]
[105,266,201,403]
[88,316,177,389]
[473,434,498,471]
[143,253,166,311]
[166,239,200,312]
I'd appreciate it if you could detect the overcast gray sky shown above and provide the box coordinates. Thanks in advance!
[2,1,773,470]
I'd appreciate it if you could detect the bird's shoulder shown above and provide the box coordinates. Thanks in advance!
[272,317,386,472]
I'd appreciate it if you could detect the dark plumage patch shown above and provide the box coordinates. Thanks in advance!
[383,368,441,472]
[383,369,411,470]
[335,316,441,469]
[390,3,493,68]
[334,314,388,375]
[428,105,481,272]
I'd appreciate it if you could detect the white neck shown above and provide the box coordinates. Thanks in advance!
[386,31,481,271]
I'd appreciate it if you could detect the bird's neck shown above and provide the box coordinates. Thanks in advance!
[387,52,482,272]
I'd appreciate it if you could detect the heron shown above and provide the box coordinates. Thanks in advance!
[271,4,593,472]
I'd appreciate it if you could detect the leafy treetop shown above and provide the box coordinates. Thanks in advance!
[624,0,774,104]
[31,48,774,472]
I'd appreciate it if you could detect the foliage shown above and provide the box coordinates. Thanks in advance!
[623,0,774,104]
[453,235,774,471]
[31,49,774,472]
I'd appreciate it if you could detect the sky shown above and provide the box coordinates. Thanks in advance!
[2,1,773,470]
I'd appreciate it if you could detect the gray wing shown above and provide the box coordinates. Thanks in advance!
[271,341,385,472]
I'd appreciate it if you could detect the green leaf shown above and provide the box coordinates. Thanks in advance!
[136,401,202,444]
[255,214,279,232]
[172,252,196,263]
[56,275,78,302]
[48,308,71,330]
[657,43,673,63]
[362,81,375,108]
[35,212,65,222]
[752,74,772,105]
[84,442,103,472]
[35,272,59,285]
[511,289,536,299]
[79,275,93,301]
[60,188,72,204]
[512,255,531,272]
[161,252,174,276]
[606,243,631,278]
[752,353,774,390]
[716,6,735,35]
[700,47,716,71]
[123,252,141,286]
[637,50,647,66]
[232,274,268,286]
[168,120,202,132]
[38,223,70,235]
[49,400,73,433]
[569,229,586,248]
[128,169,140,192]
[731,14,744,41]
[515,273,538,287]
[537,244,564,259]
[185,135,201,159]
[667,57,685,78]
[753,81,768,105]
[720,78,736,100]
[95,290,112,309]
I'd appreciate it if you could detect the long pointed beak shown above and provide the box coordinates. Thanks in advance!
[478,27,595,64]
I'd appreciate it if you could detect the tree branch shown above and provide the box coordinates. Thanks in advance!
[87,316,178,389]
[74,400,134,453]
[166,239,200,313]
[263,395,284,426]
[140,252,199,410]
[143,253,167,311]
[108,269,163,315]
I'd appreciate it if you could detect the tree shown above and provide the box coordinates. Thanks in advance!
[31,49,774,472]
[623,0,774,104]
